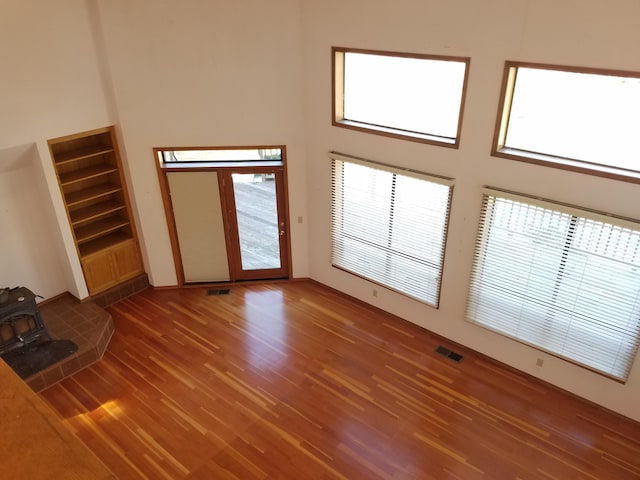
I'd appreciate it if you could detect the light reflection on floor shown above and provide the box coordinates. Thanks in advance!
[241,290,288,370]
[71,399,124,423]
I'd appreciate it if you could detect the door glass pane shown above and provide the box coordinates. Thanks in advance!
[232,173,281,270]
[166,148,282,163]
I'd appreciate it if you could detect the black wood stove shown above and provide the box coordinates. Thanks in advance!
[0,287,77,379]
[0,287,48,355]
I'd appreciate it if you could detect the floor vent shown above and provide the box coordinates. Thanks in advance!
[207,289,231,296]
[435,345,463,363]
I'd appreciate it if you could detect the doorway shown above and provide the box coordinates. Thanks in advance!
[157,147,291,284]
[222,169,289,280]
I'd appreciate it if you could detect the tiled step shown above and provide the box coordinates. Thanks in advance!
[24,295,114,392]
[18,273,149,392]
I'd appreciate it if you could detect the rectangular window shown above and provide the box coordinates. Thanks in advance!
[333,47,469,147]
[158,147,283,169]
[493,62,640,182]
[330,152,453,307]
[466,188,640,381]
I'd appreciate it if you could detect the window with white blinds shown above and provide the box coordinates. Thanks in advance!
[466,188,640,381]
[330,152,453,307]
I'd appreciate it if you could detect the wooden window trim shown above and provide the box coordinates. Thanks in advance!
[329,151,454,308]
[466,187,640,382]
[332,47,470,148]
[153,145,291,286]
[491,61,640,184]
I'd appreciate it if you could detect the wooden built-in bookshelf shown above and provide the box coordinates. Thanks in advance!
[49,126,143,295]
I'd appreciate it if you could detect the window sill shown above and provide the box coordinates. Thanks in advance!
[334,119,459,148]
[492,147,640,184]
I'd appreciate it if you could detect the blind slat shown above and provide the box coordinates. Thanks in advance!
[466,192,640,381]
[329,151,455,186]
[331,155,452,307]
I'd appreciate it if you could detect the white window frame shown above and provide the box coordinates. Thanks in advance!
[330,152,454,307]
[466,187,640,381]
[492,61,640,183]
[332,47,470,148]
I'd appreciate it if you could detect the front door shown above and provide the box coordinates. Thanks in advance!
[222,168,289,280]
[159,147,290,284]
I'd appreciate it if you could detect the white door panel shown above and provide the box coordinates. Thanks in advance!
[167,172,230,282]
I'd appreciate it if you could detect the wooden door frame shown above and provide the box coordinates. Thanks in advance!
[220,167,290,281]
[154,146,293,286]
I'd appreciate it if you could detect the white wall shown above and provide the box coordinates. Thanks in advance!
[0,145,67,301]
[301,0,640,421]
[95,0,310,287]
[0,0,114,299]
[3,0,640,421]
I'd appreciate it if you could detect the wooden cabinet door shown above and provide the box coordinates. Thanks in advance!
[82,252,118,294]
[82,240,142,294]
[112,239,142,281]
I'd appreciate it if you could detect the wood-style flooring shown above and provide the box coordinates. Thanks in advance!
[40,281,640,479]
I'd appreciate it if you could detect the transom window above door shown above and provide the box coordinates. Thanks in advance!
[158,147,283,168]
[332,47,470,147]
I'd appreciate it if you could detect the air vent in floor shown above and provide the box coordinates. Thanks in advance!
[207,288,230,296]
[435,345,463,362]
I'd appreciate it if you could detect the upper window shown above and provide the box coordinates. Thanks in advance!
[330,152,453,307]
[157,147,283,169]
[333,47,469,147]
[493,62,640,182]
[466,188,640,381]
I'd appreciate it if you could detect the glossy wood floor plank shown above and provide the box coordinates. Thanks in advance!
[40,281,640,479]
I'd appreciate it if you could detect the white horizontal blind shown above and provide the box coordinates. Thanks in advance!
[466,189,640,380]
[330,153,453,307]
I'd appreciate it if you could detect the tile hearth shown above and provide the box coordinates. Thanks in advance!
[24,294,114,392]
[21,273,149,391]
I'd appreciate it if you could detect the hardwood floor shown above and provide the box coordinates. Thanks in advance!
[41,281,640,479]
